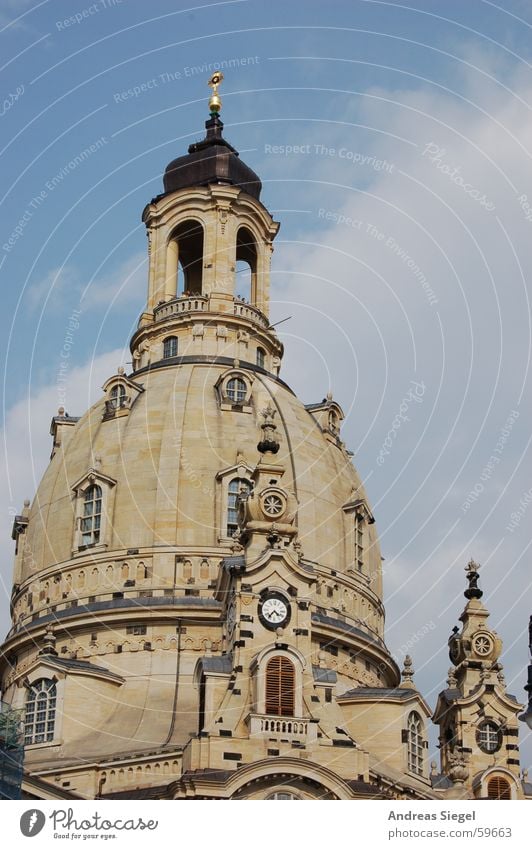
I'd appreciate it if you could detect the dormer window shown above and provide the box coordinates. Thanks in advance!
[102,370,143,420]
[407,711,424,775]
[109,384,126,410]
[24,678,57,745]
[354,511,365,571]
[163,336,178,359]
[227,377,246,404]
[72,468,117,554]
[215,369,254,412]
[81,485,102,546]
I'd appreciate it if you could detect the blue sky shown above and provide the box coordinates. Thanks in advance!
[1,0,532,772]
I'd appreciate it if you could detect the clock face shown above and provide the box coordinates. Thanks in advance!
[259,594,291,630]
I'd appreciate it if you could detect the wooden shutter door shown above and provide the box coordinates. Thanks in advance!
[265,656,295,716]
[487,777,511,799]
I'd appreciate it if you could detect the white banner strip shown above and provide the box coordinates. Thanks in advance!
[1,800,530,848]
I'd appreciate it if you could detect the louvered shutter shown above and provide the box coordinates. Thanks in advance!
[487,777,511,799]
[265,656,295,716]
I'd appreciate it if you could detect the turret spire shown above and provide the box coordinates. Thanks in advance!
[464,558,483,600]
[208,71,224,117]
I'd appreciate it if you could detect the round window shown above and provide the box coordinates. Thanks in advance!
[476,721,501,754]
[472,633,493,656]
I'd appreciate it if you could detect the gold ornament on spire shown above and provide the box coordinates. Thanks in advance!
[208,71,224,115]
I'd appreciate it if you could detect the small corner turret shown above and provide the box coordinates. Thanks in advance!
[433,559,525,799]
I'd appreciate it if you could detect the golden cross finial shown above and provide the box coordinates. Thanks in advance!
[208,71,224,115]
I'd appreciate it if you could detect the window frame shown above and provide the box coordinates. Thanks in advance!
[487,776,511,800]
[109,383,127,410]
[163,336,178,359]
[71,469,117,555]
[252,647,305,718]
[216,460,254,543]
[215,369,254,412]
[226,477,252,538]
[226,377,247,405]
[24,678,58,746]
[80,484,102,547]
[407,711,424,776]
[476,720,502,754]
[265,655,296,717]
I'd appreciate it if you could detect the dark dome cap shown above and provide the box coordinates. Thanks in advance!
[163,115,262,200]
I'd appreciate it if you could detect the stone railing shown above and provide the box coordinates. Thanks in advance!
[232,300,269,329]
[153,296,270,331]
[247,713,317,742]
[154,296,208,322]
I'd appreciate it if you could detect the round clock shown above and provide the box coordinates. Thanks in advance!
[258,593,291,630]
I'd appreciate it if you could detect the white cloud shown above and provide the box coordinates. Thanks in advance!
[0,348,124,634]
[27,252,147,314]
[266,63,532,763]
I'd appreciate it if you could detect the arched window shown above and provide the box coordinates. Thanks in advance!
[266,792,300,800]
[24,679,57,745]
[110,384,126,410]
[265,656,295,717]
[477,721,501,753]
[163,336,178,359]
[407,712,424,775]
[354,512,365,571]
[235,226,257,303]
[226,377,247,404]
[487,776,511,799]
[81,485,102,546]
[256,348,265,369]
[227,478,251,537]
[167,220,204,296]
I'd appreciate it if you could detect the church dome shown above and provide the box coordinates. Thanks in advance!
[16,360,384,640]
[3,91,436,800]
[163,115,262,200]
